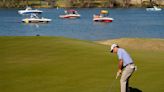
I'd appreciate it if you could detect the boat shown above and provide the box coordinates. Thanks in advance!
[93,10,114,23]
[146,6,162,11]
[22,14,51,23]
[18,6,43,15]
[59,9,80,19]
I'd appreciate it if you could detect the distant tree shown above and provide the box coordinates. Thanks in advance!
[123,0,130,7]
[46,0,55,7]
[110,0,115,7]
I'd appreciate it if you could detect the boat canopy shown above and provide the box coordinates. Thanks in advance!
[26,6,32,10]
[67,9,77,13]
[64,9,78,14]
[101,10,108,14]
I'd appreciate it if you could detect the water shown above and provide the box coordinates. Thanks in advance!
[0,8,164,40]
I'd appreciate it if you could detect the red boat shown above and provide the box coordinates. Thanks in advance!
[59,10,81,19]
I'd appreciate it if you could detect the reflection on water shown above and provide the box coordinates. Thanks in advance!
[0,8,164,40]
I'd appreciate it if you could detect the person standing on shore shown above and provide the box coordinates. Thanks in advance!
[110,44,136,92]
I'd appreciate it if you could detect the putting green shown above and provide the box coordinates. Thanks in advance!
[0,37,164,92]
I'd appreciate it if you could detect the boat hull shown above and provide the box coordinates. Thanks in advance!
[146,6,162,11]
[22,18,51,23]
[59,14,80,19]
[18,10,43,15]
[93,17,114,23]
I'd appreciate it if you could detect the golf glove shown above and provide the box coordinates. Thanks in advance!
[134,66,137,71]
[116,71,121,79]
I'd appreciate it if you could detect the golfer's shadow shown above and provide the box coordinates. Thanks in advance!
[129,87,142,92]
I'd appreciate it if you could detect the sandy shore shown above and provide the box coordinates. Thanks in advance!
[96,38,164,51]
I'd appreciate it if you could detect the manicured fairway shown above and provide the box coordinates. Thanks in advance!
[0,37,164,92]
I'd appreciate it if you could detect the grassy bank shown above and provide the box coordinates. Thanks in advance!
[0,37,164,92]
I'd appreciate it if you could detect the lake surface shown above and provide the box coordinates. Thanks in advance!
[0,8,164,40]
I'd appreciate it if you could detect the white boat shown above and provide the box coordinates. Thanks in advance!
[22,14,51,23]
[146,6,162,11]
[93,16,114,22]
[93,10,114,23]
[59,10,80,19]
[18,6,43,15]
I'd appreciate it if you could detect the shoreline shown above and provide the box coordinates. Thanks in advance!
[1,36,164,51]
[0,6,164,9]
[0,0,164,8]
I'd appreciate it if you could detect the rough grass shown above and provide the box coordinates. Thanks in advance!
[0,37,164,92]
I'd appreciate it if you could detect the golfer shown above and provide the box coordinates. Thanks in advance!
[110,44,135,92]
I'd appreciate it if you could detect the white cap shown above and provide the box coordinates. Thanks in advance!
[110,44,118,53]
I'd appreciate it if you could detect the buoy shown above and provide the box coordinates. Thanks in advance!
[101,10,108,14]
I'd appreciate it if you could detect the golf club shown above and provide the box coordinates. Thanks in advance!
[108,78,117,92]
[108,72,120,92]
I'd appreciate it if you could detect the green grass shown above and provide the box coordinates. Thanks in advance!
[0,37,164,92]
